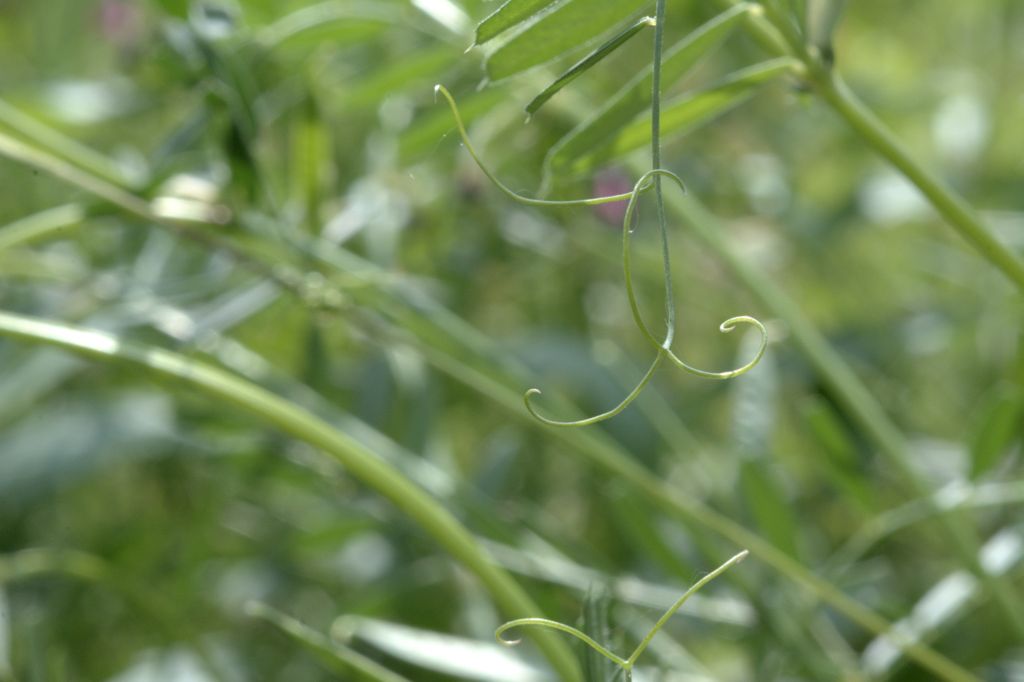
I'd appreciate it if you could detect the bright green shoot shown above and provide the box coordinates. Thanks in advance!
[496,550,749,680]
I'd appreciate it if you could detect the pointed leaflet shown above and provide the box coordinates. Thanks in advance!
[565,59,796,173]
[475,0,557,45]
[484,0,648,82]
[544,3,755,175]
[525,16,654,117]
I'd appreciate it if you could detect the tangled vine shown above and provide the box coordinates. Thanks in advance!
[435,0,766,428]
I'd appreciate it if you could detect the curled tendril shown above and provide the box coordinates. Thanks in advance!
[623,169,769,379]
[434,84,650,207]
[524,351,666,427]
[437,87,768,428]
[495,551,749,678]
[496,618,628,668]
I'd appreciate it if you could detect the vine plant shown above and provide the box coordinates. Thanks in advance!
[436,0,768,428]
[439,0,764,671]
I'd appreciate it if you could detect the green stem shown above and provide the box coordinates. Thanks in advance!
[247,602,412,682]
[661,189,1024,642]
[406,335,980,682]
[625,550,748,666]
[651,0,675,346]
[722,1,1024,291]
[0,204,85,253]
[814,70,1024,291]
[0,311,581,682]
[713,0,1024,636]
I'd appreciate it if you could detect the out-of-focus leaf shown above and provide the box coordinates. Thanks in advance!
[153,0,189,19]
[862,527,1024,677]
[525,16,654,117]
[247,602,412,682]
[0,97,140,188]
[544,3,753,175]
[799,396,876,513]
[482,540,756,626]
[339,46,455,109]
[475,0,557,46]
[808,0,847,55]
[739,463,800,558]
[332,616,550,681]
[969,383,1024,478]
[255,2,395,51]
[0,393,176,502]
[289,96,332,228]
[731,332,799,557]
[410,0,471,36]
[483,0,648,82]
[566,58,795,173]
[400,87,505,162]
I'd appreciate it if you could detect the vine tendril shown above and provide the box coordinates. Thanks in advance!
[434,84,646,207]
[495,618,629,668]
[496,550,749,679]
[437,0,768,428]
[623,169,769,379]
[523,351,665,427]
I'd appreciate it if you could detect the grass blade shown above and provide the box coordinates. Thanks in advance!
[568,58,796,173]
[475,0,557,45]
[484,0,648,82]
[0,311,582,682]
[525,16,655,117]
[247,602,412,682]
[544,2,757,176]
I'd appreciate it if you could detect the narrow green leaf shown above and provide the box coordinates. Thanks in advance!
[569,58,796,172]
[798,396,876,513]
[247,602,413,682]
[475,0,557,45]
[740,462,800,558]
[969,384,1024,478]
[339,46,455,109]
[255,3,396,50]
[544,3,755,175]
[0,310,582,681]
[401,88,505,162]
[808,0,846,53]
[484,0,648,82]
[525,16,654,117]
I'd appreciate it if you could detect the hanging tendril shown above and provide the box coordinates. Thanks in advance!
[622,169,769,379]
[436,0,768,428]
[434,84,649,207]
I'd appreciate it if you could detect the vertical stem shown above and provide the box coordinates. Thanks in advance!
[651,0,675,347]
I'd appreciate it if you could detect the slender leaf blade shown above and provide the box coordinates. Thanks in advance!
[525,16,654,117]
[401,88,506,162]
[247,603,413,682]
[544,3,754,175]
[484,0,648,82]
[475,0,556,45]
[569,59,795,172]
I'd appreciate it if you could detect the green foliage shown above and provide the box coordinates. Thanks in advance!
[0,1,1022,681]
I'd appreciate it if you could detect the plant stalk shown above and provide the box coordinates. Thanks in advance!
[0,311,582,682]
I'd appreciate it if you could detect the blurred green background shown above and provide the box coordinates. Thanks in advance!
[1,0,1023,680]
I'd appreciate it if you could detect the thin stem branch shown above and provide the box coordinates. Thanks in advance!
[651,0,675,346]
[0,311,582,682]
